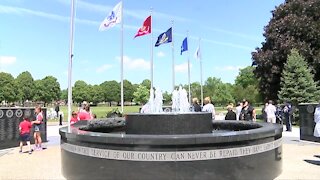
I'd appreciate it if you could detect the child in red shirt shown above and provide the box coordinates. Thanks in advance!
[19,116,33,154]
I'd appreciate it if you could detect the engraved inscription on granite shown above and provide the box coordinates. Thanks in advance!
[62,138,282,162]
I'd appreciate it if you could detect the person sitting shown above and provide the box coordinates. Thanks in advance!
[70,111,79,125]
[202,97,215,120]
[192,98,201,112]
[225,104,236,120]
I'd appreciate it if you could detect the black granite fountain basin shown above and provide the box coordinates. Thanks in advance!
[60,113,282,180]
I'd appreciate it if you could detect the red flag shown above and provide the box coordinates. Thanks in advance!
[134,16,151,38]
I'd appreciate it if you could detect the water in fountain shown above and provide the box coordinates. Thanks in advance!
[171,86,190,113]
[141,86,190,113]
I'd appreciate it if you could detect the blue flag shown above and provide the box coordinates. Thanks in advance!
[180,37,188,55]
[155,28,172,47]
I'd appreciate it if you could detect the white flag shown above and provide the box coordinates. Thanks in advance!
[194,45,201,60]
[99,1,122,31]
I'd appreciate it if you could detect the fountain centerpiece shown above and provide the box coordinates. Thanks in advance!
[60,86,282,180]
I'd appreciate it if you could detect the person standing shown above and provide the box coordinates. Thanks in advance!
[239,99,256,121]
[78,105,93,120]
[262,102,268,122]
[192,98,202,112]
[202,97,215,120]
[54,102,60,118]
[225,104,236,120]
[235,102,243,121]
[33,106,43,150]
[265,100,277,123]
[283,102,292,131]
[314,103,320,137]
[19,116,33,154]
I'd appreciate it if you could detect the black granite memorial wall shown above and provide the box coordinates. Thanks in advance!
[0,107,47,149]
[299,103,320,142]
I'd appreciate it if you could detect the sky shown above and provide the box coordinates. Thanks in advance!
[0,0,284,92]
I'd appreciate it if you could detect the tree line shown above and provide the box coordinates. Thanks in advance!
[0,67,262,107]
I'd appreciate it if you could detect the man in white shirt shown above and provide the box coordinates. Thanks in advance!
[235,102,243,121]
[265,100,277,123]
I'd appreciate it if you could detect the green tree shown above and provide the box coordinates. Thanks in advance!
[133,85,149,104]
[60,89,68,102]
[204,77,234,105]
[183,82,201,101]
[162,91,171,105]
[123,79,135,102]
[252,0,320,100]
[15,71,35,102]
[88,85,104,105]
[141,79,151,90]
[278,49,319,105]
[235,66,257,88]
[100,80,120,103]
[72,80,89,104]
[33,76,61,106]
[0,72,18,103]
[232,66,262,104]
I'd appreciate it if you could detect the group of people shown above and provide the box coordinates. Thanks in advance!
[224,99,256,121]
[70,101,96,125]
[192,98,259,121]
[262,101,293,131]
[18,106,44,154]
[192,97,216,119]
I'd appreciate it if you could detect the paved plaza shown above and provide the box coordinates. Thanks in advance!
[0,123,319,180]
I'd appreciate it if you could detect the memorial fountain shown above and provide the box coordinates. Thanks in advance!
[60,87,282,180]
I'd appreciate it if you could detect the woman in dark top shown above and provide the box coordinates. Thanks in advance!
[192,98,202,112]
[239,100,256,121]
[225,104,236,120]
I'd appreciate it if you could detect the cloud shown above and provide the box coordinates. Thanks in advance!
[96,64,112,73]
[0,4,100,25]
[0,56,16,66]
[0,5,253,51]
[213,66,244,72]
[56,0,189,22]
[116,56,150,70]
[175,63,192,73]
[157,51,165,58]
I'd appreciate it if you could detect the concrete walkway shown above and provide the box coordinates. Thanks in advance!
[0,124,319,180]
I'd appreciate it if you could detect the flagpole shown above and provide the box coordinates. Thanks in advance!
[150,8,154,113]
[187,31,191,105]
[199,38,204,107]
[171,20,175,91]
[150,8,153,90]
[120,0,124,113]
[67,0,76,132]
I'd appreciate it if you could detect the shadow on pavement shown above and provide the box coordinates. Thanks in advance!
[304,159,320,166]
[314,155,320,159]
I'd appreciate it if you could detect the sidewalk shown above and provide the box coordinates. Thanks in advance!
[0,125,319,180]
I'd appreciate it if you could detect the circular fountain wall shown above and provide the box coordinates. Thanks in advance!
[60,113,282,180]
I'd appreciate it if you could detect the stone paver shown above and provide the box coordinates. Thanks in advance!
[0,125,319,180]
